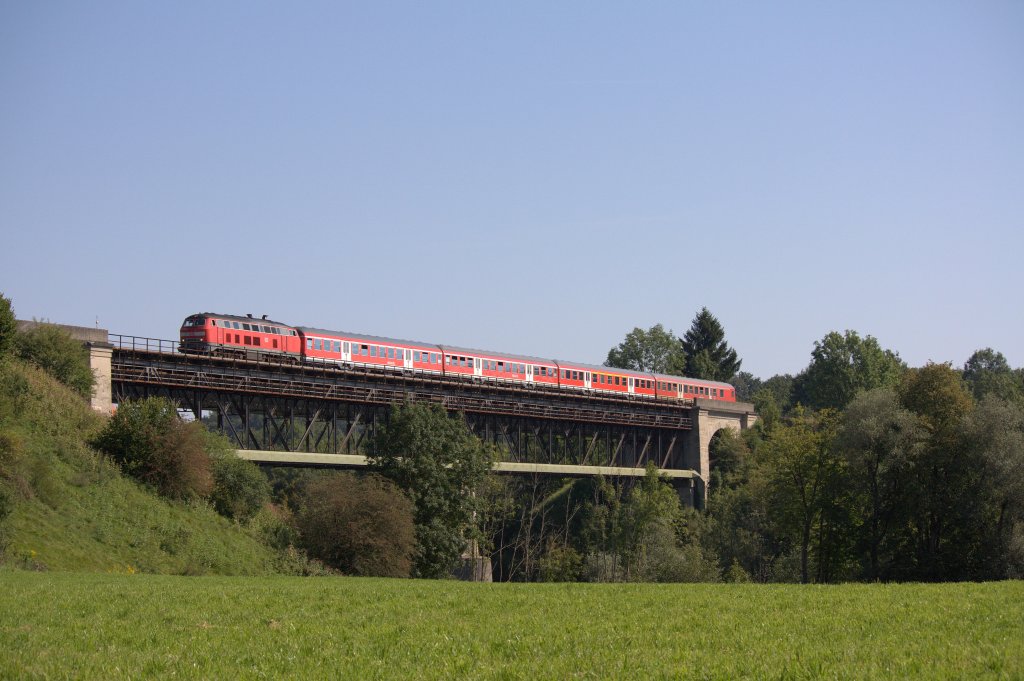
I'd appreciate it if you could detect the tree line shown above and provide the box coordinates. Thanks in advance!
[3,291,1021,582]
[604,310,1024,582]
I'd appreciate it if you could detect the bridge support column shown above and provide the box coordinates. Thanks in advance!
[87,342,114,413]
[684,399,758,508]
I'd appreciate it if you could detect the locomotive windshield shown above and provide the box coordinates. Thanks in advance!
[184,316,207,327]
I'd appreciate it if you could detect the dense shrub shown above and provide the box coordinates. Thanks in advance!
[296,472,416,577]
[209,448,271,521]
[13,323,95,398]
[91,398,213,500]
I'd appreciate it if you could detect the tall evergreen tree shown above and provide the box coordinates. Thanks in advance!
[680,307,741,381]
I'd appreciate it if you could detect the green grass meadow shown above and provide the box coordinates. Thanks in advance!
[2,572,1021,680]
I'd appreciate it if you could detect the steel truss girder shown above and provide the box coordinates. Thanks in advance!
[111,348,694,469]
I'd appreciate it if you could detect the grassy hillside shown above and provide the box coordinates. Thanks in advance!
[0,359,281,575]
[2,572,1022,679]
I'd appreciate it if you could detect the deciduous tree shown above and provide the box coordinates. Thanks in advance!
[897,363,977,580]
[370,403,496,578]
[754,409,841,583]
[605,324,685,374]
[963,348,1022,403]
[837,388,922,580]
[965,395,1024,579]
[793,331,904,411]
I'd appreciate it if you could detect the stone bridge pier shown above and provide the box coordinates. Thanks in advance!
[682,398,758,508]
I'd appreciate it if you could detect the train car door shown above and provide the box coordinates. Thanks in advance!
[404,349,413,370]
[474,358,483,377]
[585,372,592,389]
[526,365,534,383]
[628,377,635,394]
[342,341,352,363]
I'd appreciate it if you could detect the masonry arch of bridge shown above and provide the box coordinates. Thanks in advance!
[683,401,758,508]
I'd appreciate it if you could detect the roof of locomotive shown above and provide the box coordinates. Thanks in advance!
[187,312,296,329]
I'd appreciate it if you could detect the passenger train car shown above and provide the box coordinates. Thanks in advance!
[179,313,737,403]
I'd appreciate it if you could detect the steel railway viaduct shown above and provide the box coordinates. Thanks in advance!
[65,324,757,508]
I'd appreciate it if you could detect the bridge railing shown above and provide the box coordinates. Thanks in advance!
[110,334,181,355]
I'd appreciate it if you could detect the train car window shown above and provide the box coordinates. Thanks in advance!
[334,341,341,353]
[370,346,377,357]
[361,345,368,356]
[253,337,260,347]
[306,338,313,350]
[414,351,421,362]
[231,322,239,329]
[314,339,322,351]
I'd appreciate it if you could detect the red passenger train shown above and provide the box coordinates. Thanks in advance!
[179,313,738,403]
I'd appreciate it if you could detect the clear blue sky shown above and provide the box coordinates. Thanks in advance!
[2,1,1021,378]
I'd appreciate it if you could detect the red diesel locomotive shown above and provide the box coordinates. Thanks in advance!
[179,313,738,403]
